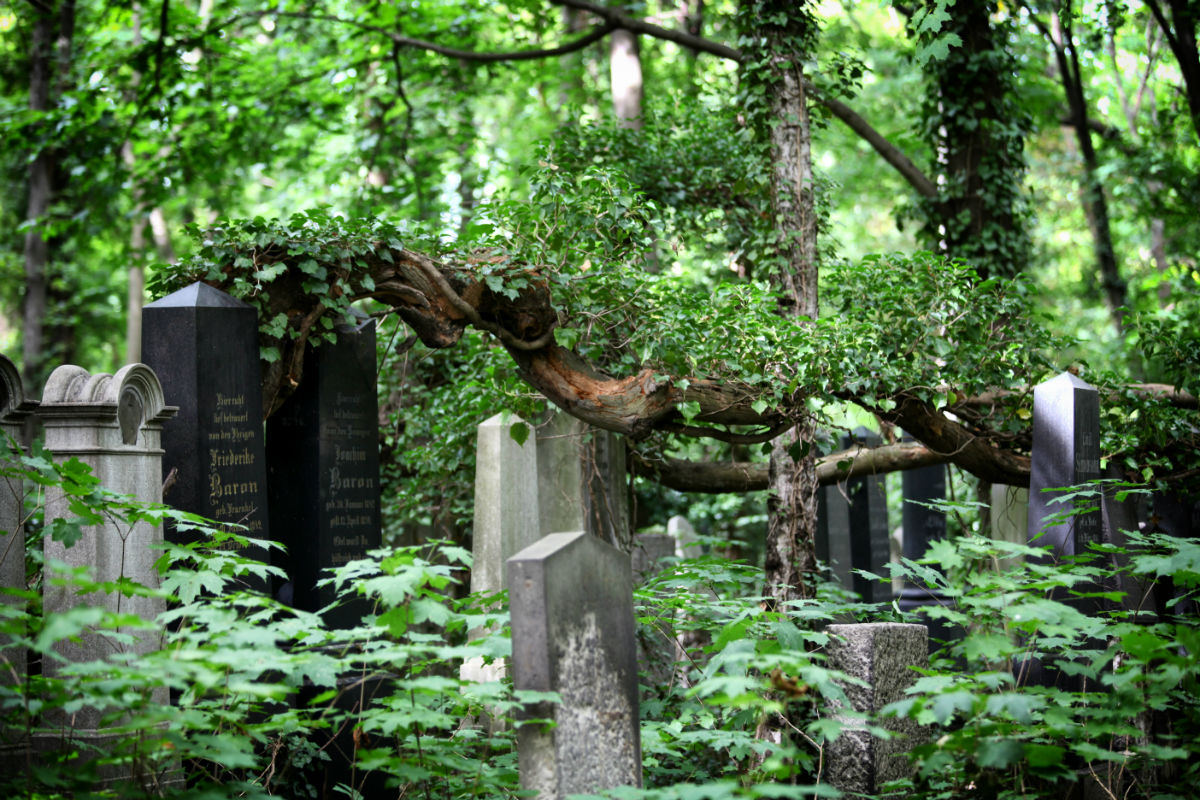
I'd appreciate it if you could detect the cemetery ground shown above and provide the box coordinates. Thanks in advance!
[2,343,1199,799]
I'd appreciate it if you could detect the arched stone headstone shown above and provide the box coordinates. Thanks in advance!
[38,363,176,734]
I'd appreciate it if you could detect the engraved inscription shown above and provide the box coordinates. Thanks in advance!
[323,389,377,567]
[203,392,264,533]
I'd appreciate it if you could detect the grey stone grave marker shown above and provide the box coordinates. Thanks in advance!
[1027,371,1102,558]
[1,355,36,769]
[461,412,540,685]
[266,311,381,626]
[38,364,176,738]
[668,515,700,558]
[536,410,630,551]
[508,531,642,799]
[1024,372,1104,688]
[142,282,271,582]
[826,622,928,796]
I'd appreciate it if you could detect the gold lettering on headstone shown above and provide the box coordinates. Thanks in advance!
[204,392,264,531]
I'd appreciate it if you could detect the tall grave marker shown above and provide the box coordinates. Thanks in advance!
[1,355,36,691]
[38,364,175,735]
[461,412,540,686]
[508,531,642,799]
[898,453,954,642]
[536,410,631,552]
[142,283,271,576]
[267,312,381,625]
[818,429,891,602]
[1027,372,1102,558]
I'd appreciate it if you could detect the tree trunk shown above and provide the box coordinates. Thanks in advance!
[21,6,56,386]
[609,28,643,128]
[745,1,821,605]
[1042,5,1126,331]
[922,0,1031,281]
[1147,0,1200,142]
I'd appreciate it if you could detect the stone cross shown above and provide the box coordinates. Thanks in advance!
[1027,372,1102,558]
[266,312,381,625]
[141,282,272,579]
[508,531,642,799]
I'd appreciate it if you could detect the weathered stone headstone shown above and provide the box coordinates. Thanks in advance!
[38,364,176,735]
[1027,372,1102,558]
[667,515,700,558]
[826,622,928,796]
[508,531,642,798]
[141,282,271,577]
[461,412,540,686]
[1,355,36,689]
[898,456,953,642]
[535,410,630,551]
[631,532,675,584]
[990,484,1028,550]
[266,312,381,626]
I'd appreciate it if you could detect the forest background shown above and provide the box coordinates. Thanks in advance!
[2,0,1200,603]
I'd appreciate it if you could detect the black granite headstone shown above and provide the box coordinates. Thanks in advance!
[266,311,381,626]
[142,283,272,577]
[816,482,853,592]
[1027,372,1102,558]
[897,450,955,643]
[817,429,891,603]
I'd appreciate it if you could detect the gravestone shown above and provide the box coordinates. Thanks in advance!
[631,532,674,584]
[508,531,642,798]
[141,282,271,579]
[897,455,954,643]
[1027,372,1102,558]
[535,410,630,551]
[460,412,540,686]
[990,484,1028,550]
[667,515,700,558]
[38,364,176,734]
[818,429,891,602]
[816,481,854,592]
[826,622,928,796]
[266,312,381,626]
[1,355,36,689]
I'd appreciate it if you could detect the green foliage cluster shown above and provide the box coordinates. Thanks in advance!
[885,499,1200,799]
[7,448,1200,800]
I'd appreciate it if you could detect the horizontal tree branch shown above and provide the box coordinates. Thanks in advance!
[633,441,950,493]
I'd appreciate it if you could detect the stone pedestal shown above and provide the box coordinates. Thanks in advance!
[827,622,928,796]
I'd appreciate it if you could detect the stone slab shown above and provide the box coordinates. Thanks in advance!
[508,531,642,798]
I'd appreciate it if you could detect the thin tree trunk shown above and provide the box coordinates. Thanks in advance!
[1048,6,1127,332]
[610,28,643,128]
[756,4,820,606]
[22,7,55,387]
